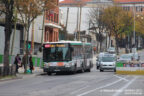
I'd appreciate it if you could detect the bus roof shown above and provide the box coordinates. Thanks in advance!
[44,41,92,46]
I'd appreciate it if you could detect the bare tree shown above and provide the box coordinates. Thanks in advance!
[15,0,57,73]
[88,7,106,52]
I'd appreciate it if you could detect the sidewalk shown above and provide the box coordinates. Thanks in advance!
[17,67,44,79]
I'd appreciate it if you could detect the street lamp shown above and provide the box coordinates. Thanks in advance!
[133,4,136,48]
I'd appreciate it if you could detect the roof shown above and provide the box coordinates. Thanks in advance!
[114,0,144,3]
[59,0,92,5]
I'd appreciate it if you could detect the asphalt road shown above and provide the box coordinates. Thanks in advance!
[0,53,144,96]
[0,67,144,96]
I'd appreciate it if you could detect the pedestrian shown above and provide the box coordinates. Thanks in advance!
[14,54,21,73]
[22,54,27,73]
[29,55,33,73]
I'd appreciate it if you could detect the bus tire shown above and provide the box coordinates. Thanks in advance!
[87,69,91,72]
[80,66,84,73]
[47,72,51,75]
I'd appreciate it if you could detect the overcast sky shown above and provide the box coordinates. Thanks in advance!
[59,0,64,2]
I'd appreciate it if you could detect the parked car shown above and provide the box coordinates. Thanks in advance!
[129,53,140,61]
[107,47,116,53]
[118,54,132,63]
[99,54,117,72]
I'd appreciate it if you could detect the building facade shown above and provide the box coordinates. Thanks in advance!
[44,0,61,42]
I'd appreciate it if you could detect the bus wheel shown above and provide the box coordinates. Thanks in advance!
[80,67,84,73]
[47,72,51,75]
[87,69,91,72]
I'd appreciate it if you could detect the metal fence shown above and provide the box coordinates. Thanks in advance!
[0,55,44,68]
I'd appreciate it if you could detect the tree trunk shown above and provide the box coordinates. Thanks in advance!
[100,41,102,52]
[108,34,111,48]
[96,42,99,53]
[115,34,119,55]
[3,1,14,76]
[105,34,108,49]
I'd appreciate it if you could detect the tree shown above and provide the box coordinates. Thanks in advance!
[15,0,57,73]
[88,7,106,52]
[102,6,133,54]
[0,0,14,76]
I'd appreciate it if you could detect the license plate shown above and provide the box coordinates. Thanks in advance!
[54,70,60,71]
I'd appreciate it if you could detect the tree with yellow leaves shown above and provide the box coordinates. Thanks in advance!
[102,6,133,54]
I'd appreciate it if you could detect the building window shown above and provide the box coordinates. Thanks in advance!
[57,14,59,23]
[136,6,143,12]
[54,13,57,23]
[123,7,130,11]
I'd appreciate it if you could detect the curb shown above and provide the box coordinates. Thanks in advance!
[0,76,22,82]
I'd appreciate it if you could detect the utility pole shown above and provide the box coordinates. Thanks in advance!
[65,7,69,40]
[78,6,82,41]
[41,10,45,46]
[75,7,80,41]
[30,20,34,54]
[133,4,136,48]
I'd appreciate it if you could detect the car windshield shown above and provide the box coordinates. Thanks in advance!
[120,55,131,59]
[102,57,115,62]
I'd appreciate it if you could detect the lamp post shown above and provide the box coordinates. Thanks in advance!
[133,4,136,48]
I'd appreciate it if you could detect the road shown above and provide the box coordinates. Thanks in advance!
[0,53,144,96]
[0,68,144,96]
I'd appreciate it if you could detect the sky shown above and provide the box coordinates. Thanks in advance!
[59,0,64,2]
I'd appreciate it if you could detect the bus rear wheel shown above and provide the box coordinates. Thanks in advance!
[47,72,52,75]
[87,69,91,72]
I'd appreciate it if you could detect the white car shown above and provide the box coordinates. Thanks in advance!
[129,53,140,61]
[96,52,107,69]
[99,54,116,72]
[107,47,116,53]
[118,54,132,63]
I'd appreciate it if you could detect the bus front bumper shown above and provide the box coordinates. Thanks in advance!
[43,66,75,73]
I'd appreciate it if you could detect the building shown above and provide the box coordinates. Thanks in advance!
[114,0,144,14]
[0,0,61,57]
[44,0,61,42]
[59,0,113,52]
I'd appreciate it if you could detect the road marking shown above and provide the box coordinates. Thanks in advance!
[71,86,90,94]
[113,76,137,96]
[114,75,129,82]
[77,79,122,96]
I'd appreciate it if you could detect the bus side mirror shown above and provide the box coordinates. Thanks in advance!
[71,47,74,52]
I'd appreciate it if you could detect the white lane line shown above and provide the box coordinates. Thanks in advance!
[114,75,129,82]
[113,76,137,96]
[71,86,90,94]
[77,79,122,96]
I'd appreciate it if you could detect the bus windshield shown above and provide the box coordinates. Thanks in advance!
[43,45,71,62]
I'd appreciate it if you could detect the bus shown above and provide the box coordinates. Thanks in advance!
[43,41,93,75]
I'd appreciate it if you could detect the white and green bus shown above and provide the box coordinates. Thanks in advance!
[43,41,93,75]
